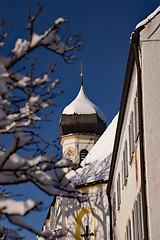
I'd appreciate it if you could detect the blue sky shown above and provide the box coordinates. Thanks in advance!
[1,0,160,239]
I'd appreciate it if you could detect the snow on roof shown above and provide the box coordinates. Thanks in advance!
[136,6,160,29]
[67,113,118,185]
[62,85,106,123]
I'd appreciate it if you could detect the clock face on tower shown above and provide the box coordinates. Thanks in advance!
[64,147,75,159]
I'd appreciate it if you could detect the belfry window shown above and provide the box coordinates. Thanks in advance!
[80,149,88,162]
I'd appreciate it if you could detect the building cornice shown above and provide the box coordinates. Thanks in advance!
[106,26,144,195]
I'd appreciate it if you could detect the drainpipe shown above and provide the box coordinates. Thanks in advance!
[132,31,149,240]
[107,193,113,240]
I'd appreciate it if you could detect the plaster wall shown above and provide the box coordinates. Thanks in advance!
[140,15,160,240]
[110,63,142,239]
[50,185,109,240]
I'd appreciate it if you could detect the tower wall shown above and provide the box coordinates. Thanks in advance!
[60,134,99,163]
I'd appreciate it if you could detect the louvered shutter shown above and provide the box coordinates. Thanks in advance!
[117,173,121,209]
[132,209,135,240]
[131,111,134,154]
[129,124,132,160]
[113,192,116,224]
[128,219,132,240]
[123,150,126,185]
[125,140,128,177]
[134,201,139,240]
[134,97,138,140]
[137,194,142,239]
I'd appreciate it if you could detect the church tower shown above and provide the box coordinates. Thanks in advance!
[59,67,106,164]
[38,65,116,240]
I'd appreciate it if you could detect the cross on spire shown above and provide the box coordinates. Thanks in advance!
[81,225,94,240]
[79,61,85,86]
[80,61,84,76]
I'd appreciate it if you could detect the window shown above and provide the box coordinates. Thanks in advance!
[132,210,135,240]
[126,219,132,240]
[117,173,121,210]
[123,150,127,186]
[129,124,132,160]
[133,193,143,240]
[131,112,134,154]
[80,149,88,162]
[113,192,116,225]
[112,233,116,240]
[125,140,129,177]
[126,225,128,240]
[137,193,142,239]
[123,150,126,185]
[122,158,125,188]
[128,219,132,240]
[134,97,138,140]
[122,140,128,187]
[129,112,135,164]
[134,200,138,240]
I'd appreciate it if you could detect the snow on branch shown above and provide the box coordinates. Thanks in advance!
[0,151,80,200]
[4,3,81,69]
[8,215,65,240]
[0,2,82,238]
[0,199,42,216]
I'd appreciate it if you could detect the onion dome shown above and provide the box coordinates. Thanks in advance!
[59,74,106,137]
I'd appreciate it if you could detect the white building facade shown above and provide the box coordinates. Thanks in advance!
[107,7,160,240]
[48,184,109,240]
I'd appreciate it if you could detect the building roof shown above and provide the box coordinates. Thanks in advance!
[66,114,118,186]
[136,6,160,29]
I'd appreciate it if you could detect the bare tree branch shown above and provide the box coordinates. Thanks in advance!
[0,3,82,239]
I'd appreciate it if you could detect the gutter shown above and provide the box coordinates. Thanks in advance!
[106,25,149,240]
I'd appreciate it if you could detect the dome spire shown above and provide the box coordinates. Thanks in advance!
[79,61,84,86]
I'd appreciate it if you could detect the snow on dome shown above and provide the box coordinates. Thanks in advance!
[63,85,106,123]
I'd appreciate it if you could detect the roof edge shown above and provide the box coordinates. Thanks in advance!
[75,179,108,190]
[107,26,144,195]
[136,6,160,29]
